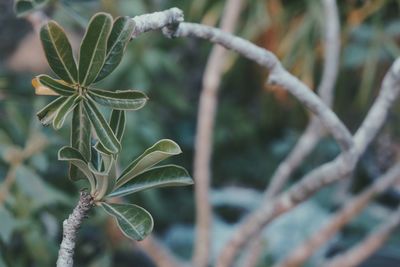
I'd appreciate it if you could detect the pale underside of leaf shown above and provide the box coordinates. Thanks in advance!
[83,98,120,154]
[116,139,182,188]
[40,21,78,83]
[88,89,148,110]
[108,165,193,198]
[36,96,67,126]
[100,202,153,241]
[70,103,92,181]
[94,16,135,82]
[78,13,113,86]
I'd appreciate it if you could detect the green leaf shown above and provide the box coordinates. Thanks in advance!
[14,0,34,17]
[36,75,76,96]
[100,202,153,241]
[40,21,78,83]
[83,98,120,154]
[70,103,92,181]
[116,139,182,188]
[89,160,115,200]
[108,165,193,198]
[0,206,16,243]
[95,109,125,155]
[95,17,135,82]
[88,89,148,110]
[36,96,67,126]
[58,146,96,190]
[79,13,113,86]
[53,95,80,130]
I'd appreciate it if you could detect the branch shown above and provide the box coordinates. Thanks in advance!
[214,58,400,267]
[192,1,243,267]
[275,162,400,267]
[138,235,189,267]
[321,205,400,267]
[56,191,93,267]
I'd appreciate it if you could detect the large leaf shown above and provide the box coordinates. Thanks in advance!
[108,165,193,198]
[95,109,125,155]
[53,95,80,130]
[116,139,182,188]
[100,202,153,241]
[34,75,76,96]
[70,103,92,181]
[78,13,113,86]
[40,21,78,83]
[83,99,120,154]
[36,96,67,126]
[58,146,96,189]
[94,16,135,82]
[88,89,148,110]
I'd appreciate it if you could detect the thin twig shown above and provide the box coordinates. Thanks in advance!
[275,162,400,267]
[192,1,243,267]
[321,205,400,267]
[57,191,93,267]
[138,235,189,267]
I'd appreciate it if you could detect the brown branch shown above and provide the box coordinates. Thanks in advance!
[56,191,93,267]
[321,205,400,267]
[138,235,189,267]
[275,163,400,267]
[214,58,400,267]
[192,1,243,267]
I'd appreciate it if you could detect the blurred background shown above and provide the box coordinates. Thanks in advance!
[1,0,400,266]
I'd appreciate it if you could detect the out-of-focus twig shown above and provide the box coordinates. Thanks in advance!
[241,0,340,265]
[138,235,189,267]
[192,1,243,267]
[321,205,400,267]
[275,162,400,267]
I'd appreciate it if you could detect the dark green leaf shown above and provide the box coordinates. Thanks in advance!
[78,13,113,86]
[53,95,80,130]
[100,202,153,241]
[14,0,34,17]
[108,165,193,198]
[95,109,125,155]
[36,75,76,96]
[83,98,120,154]
[36,96,67,126]
[88,89,148,110]
[95,17,135,82]
[40,21,78,83]
[58,146,96,189]
[70,103,92,181]
[116,139,182,188]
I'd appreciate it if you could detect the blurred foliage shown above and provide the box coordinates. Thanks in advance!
[1,0,400,266]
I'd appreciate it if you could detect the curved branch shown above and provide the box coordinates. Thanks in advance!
[192,1,243,267]
[322,205,400,267]
[275,163,400,267]
[56,191,93,267]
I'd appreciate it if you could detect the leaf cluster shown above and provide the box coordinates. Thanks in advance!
[33,13,193,241]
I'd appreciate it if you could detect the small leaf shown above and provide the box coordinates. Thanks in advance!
[94,109,125,155]
[100,202,153,241]
[58,146,96,189]
[83,98,120,154]
[89,160,115,200]
[95,17,135,82]
[78,13,113,86]
[14,0,34,17]
[70,103,92,181]
[32,77,58,96]
[40,21,78,83]
[35,75,76,96]
[108,165,193,198]
[37,96,67,126]
[53,95,80,130]
[116,139,182,188]
[88,89,148,110]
